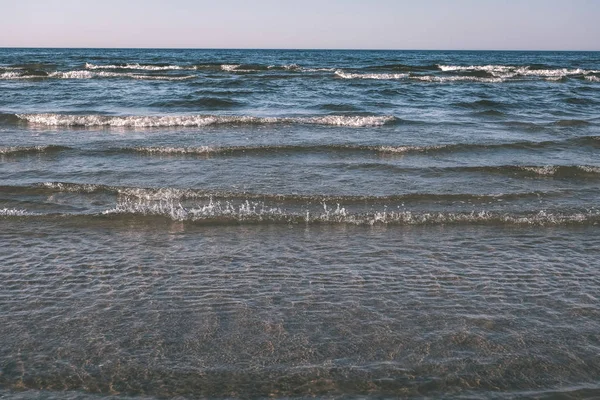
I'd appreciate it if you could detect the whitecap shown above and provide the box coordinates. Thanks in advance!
[220,64,241,71]
[335,70,408,80]
[16,113,396,127]
[101,197,600,226]
[377,145,445,153]
[0,71,29,79]
[133,146,214,154]
[0,208,33,216]
[85,62,186,71]
[0,145,54,154]
[49,70,195,80]
[438,64,594,79]
[412,75,504,83]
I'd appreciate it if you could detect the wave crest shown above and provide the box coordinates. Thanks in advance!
[128,144,443,156]
[438,64,597,79]
[0,145,70,155]
[1,69,195,81]
[85,62,186,71]
[101,197,600,226]
[335,70,409,80]
[413,75,504,83]
[517,165,600,176]
[51,70,195,80]
[16,114,397,128]
[0,208,33,216]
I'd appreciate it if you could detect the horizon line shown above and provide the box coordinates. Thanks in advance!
[1,46,599,52]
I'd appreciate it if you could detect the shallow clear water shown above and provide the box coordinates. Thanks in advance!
[1,49,600,399]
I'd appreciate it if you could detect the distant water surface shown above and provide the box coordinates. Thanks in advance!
[1,49,599,399]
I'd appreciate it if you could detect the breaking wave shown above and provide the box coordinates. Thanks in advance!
[3,182,592,226]
[437,64,598,79]
[122,137,600,158]
[15,113,397,127]
[0,70,196,81]
[83,63,301,72]
[412,75,505,83]
[3,137,596,159]
[0,181,540,197]
[84,62,188,71]
[0,208,33,217]
[334,71,502,83]
[125,144,447,156]
[51,71,195,80]
[0,145,71,155]
[220,64,241,71]
[0,71,27,79]
[100,199,600,226]
[332,163,600,178]
[4,62,598,83]
[514,165,600,176]
[0,182,559,206]
[6,200,597,226]
[335,70,409,80]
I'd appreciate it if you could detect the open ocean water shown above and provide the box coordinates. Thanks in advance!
[1,49,600,399]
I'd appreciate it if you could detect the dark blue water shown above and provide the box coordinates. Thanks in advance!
[1,49,600,399]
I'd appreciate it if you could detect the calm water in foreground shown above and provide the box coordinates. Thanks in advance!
[1,49,600,399]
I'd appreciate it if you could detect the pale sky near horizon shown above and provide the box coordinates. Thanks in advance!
[1,0,599,50]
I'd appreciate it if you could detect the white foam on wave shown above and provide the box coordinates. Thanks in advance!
[439,65,514,73]
[224,64,313,72]
[520,166,559,176]
[579,165,600,173]
[116,187,197,201]
[86,62,349,74]
[280,64,301,70]
[377,145,445,153]
[1,70,195,81]
[49,70,95,79]
[85,62,186,71]
[335,70,408,80]
[129,144,447,156]
[308,115,396,126]
[0,145,52,154]
[586,76,600,82]
[220,64,241,71]
[303,67,337,72]
[519,165,600,176]
[133,146,214,154]
[101,198,599,226]
[49,70,195,80]
[413,75,504,83]
[517,68,587,77]
[103,198,287,222]
[0,208,33,216]
[438,64,596,79]
[40,182,104,193]
[16,114,396,127]
[0,71,31,79]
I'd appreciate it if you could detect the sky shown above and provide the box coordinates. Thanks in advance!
[1,0,599,50]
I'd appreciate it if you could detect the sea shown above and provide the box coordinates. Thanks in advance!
[1,49,600,399]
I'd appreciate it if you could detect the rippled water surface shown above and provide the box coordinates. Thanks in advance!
[1,49,600,399]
